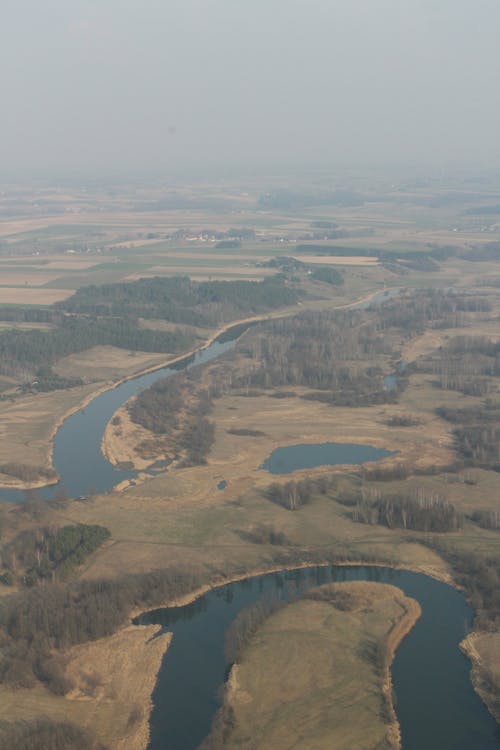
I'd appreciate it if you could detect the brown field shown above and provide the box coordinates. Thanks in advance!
[0,287,74,304]
[216,582,420,750]
[124,266,274,282]
[0,321,54,330]
[148,251,273,261]
[55,346,177,383]
[293,255,380,266]
[0,272,63,286]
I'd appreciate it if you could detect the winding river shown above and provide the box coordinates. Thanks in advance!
[137,565,499,750]
[0,287,498,746]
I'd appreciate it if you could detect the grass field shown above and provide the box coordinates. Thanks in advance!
[54,346,180,382]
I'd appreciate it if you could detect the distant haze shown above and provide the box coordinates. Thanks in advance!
[2,0,500,178]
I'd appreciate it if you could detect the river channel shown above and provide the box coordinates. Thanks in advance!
[137,564,499,750]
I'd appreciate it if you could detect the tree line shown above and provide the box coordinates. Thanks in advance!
[415,335,500,398]
[352,488,463,532]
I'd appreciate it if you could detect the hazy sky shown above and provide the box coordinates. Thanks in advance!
[2,0,500,177]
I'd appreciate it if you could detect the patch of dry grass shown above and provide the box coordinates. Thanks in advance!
[0,625,170,750]
[54,346,172,382]
[0,288,74,304]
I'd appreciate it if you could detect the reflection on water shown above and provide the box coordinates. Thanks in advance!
[261,442,395,474]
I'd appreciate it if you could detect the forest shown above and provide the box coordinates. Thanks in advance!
[58,275,299,324]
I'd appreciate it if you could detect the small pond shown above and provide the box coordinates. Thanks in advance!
[260,442,395,474]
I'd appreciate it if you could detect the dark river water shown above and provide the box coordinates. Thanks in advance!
[137,565,499,750]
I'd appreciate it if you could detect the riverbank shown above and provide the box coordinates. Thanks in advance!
[461,631,500,724]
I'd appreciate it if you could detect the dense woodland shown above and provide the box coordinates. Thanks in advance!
[228,308,395,405]
[58,276,299,325]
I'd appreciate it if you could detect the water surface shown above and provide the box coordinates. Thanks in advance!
[261,442,395,474]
